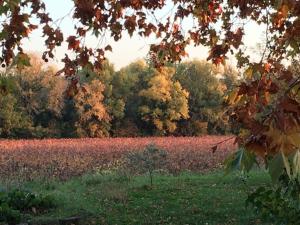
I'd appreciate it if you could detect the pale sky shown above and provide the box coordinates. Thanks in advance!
[22,0,264,70]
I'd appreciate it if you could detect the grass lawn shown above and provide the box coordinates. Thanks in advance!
[3,171,271,225]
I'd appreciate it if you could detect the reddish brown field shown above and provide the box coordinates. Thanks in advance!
[0,136,236,181]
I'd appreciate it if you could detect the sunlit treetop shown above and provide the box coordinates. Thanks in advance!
[1,0,300,167]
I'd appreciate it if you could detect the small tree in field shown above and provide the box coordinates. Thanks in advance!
[125,144,168,186]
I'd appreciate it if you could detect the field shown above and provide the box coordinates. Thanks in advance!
[0,136,271,225]
[0,136,236,181]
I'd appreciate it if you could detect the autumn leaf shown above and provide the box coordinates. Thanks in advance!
[245,67,253,79]
[279,4,289,18]
[264,63,271,73]
[226,89,240,105]
[67,36,80,51]
[105,45,113,52]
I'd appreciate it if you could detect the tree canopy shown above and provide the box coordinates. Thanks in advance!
[0,55,235,138]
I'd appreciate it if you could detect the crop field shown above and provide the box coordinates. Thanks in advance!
[0,136,272,225]
[0,136,236,181]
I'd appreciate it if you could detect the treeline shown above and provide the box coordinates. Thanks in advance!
[0,55,239,138]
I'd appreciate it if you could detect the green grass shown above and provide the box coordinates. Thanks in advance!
[2,171,271,225]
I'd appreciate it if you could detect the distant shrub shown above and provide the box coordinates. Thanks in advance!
[125,144,168,186]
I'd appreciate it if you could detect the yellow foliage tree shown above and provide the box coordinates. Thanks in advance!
[73,80,110,137]
[138,67,189,134]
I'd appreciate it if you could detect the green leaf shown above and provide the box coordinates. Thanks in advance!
[268,153,285,183]
[292,150,300,179]
[281,150,291,179]
[225,148,257,174]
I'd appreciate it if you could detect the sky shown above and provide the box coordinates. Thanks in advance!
[22,0,264,70]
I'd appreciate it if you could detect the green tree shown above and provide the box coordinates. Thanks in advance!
[110,60,147,136]
[0,92,30,138]
[175,60,237,135]
[0,53,68,138]
[14,55,67,137]
[97,61,126,132]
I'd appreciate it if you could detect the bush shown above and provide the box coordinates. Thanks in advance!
[246,173,300,225]
[0,189,55,225]
[226,149,300,224]
[6,189,55,212]
[125,144,168,186]
[0,204,21,225]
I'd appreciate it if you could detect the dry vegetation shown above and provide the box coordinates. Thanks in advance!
[0,136,236,181]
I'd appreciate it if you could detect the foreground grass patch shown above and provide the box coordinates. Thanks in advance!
[3,171,270,225]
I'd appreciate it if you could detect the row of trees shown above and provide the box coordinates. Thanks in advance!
[0,55,238,138]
